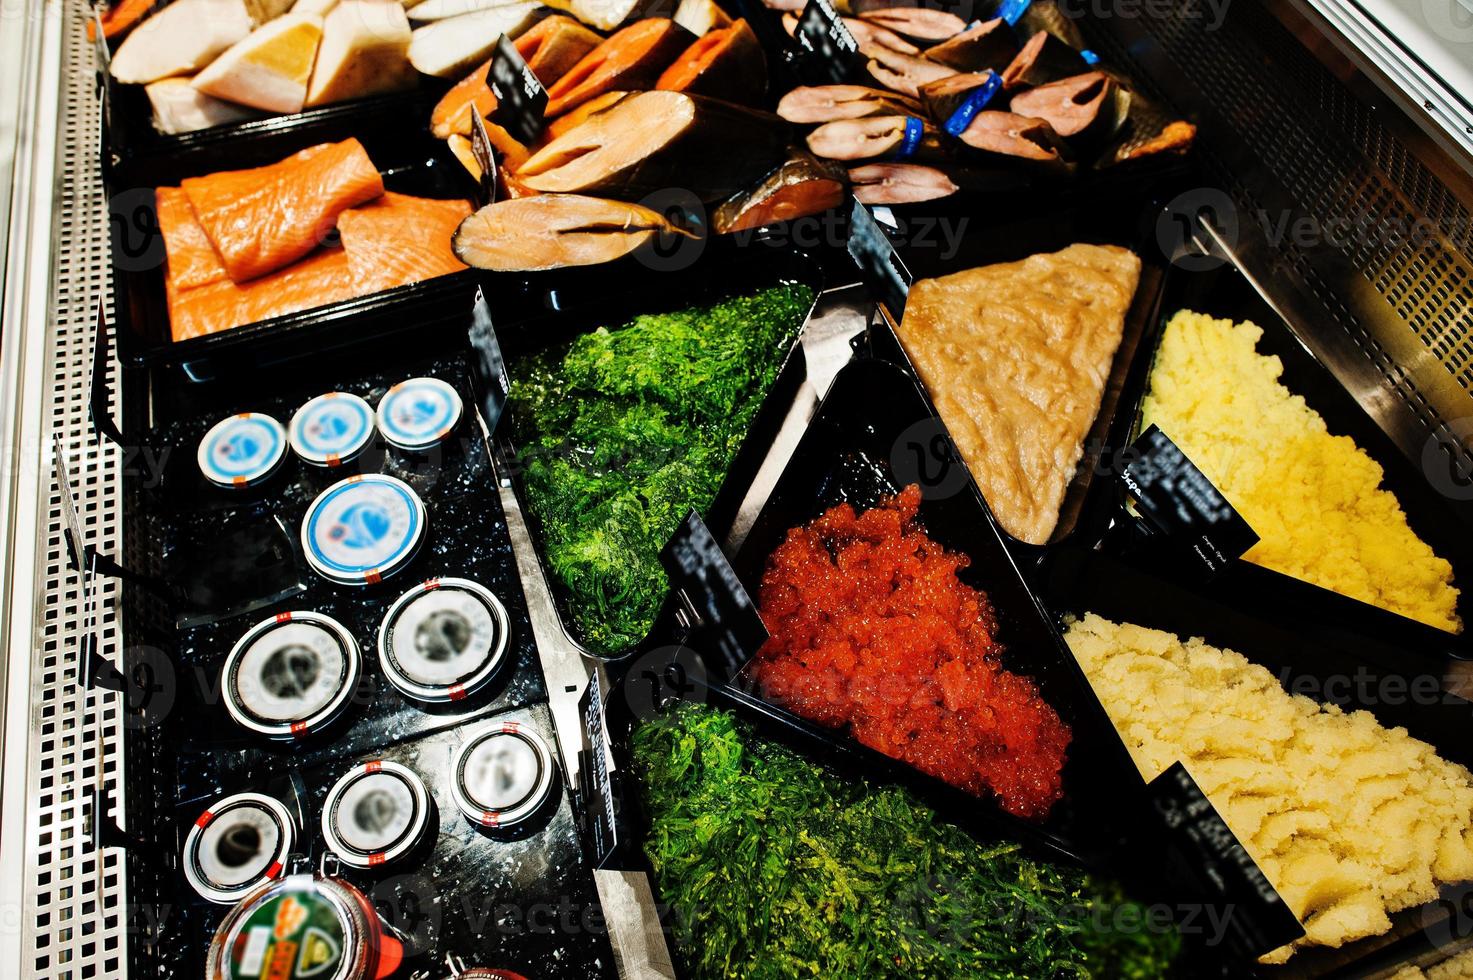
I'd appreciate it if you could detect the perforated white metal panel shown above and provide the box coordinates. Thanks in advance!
[13,0,129,976]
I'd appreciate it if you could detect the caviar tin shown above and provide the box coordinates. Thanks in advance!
[222,611,363,740]
[376,377,464,452]
[182,792,295,905]
[378,578,511,704]
[289,392,377,468]
[320,760,432,870]
[196,412,288,488]
[205,872,405,980]
[301,474,427,586]
[449,722,556,831]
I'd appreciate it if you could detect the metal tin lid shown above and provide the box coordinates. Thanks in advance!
[378,578,510,704]
[320,761,431,870]
[198,413,288,488]
[376,378,463,451]
[290,393,375,468]
[449,722,555,830]
[223,612,361,740]
[206,873,398,980]
[183,793,295,905]
[301,475,426,586]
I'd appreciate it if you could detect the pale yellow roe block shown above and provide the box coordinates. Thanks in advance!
[898,243,1141,546]
[1142,310,1460,633]
[1065,613,1473,964]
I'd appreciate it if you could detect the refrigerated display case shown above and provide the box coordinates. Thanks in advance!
[0,0,1470,976]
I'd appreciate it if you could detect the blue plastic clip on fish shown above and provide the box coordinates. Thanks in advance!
[997,0,1033,27]
[1081,49,1100,65]
[943,73,1003,137]
[893,116,925,159]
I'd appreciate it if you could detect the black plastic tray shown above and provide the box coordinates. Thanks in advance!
[1105,259,1473,658]
[864,196,1173,562]
[493,244,825,662]
[115,322,616,978]
[99,0,449,185]
[699,355,1158,870]
[106,111,480,380]
[146,704,610,980]
[1044,546,1473,978]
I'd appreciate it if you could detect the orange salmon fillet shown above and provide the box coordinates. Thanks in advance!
[156,186,228,304]
[337,192,472,294]
[180,139,384,283]
[169,248,356,341]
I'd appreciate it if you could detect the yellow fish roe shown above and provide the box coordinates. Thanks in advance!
[1065,613,1473,964]
[1142,310,1461,633]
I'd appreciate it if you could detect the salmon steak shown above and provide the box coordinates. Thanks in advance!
[430,16,602,139]
[337,192,473,294]
[180,138,384,283]
[543,18,690,118]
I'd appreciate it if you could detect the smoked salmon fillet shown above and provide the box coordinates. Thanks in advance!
[169,248,356,341]
[180,138,384,283]
[337,192,472,294]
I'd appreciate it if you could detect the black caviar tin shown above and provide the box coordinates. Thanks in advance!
[1104,257,1473,659]
[491,243,825,662]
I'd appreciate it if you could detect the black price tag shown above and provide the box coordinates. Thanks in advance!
[847,196,911,324]
[1121,425,1258,577]
[468,110,498,206]
[658,510,768,681]
[1149,763,1304,961]
[486,34,547,146]
[577,672,623,868]
[793,0,862,85]
[467,286,510,435]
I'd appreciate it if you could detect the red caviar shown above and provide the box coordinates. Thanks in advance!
[752,485,1070,819]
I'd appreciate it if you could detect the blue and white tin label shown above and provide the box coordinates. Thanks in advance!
[302,475,425,585]
[197,413,287,488]
[376,378,463,451]
[290,393,374,467]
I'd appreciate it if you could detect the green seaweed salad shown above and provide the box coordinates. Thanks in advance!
[509,283,813,655]
[633,705,1181,979]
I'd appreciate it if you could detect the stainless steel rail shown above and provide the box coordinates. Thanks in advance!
[0,1,129,977]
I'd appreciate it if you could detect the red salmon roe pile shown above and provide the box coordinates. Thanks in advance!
[752,485,1071,819]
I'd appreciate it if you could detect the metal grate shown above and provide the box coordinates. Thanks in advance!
[20,0,129,977]
[1083,0,1473,472]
